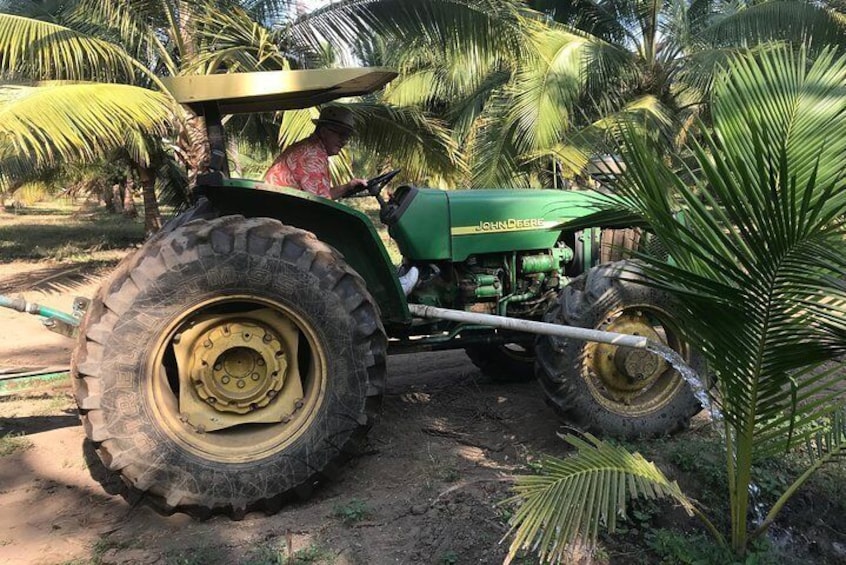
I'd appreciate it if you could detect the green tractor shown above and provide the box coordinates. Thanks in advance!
[70,67,706,517]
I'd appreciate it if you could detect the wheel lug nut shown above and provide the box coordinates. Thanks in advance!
[206,397,217,404]
[237,380,246,389]
[294,399,304,409]
[251,373,260,381]
[221,376,230,385]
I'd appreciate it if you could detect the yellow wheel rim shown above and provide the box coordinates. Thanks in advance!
[147,296,327,463]
[583,304,690,417]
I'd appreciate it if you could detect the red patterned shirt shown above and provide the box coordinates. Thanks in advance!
[264,134,331,198]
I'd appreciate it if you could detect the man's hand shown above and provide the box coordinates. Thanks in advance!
[332,178,368,200]
[347,178,368,193]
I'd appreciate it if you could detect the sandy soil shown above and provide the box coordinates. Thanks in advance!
[0,260,573,565]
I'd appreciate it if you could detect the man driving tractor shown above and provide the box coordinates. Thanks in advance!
[264,105,367,199]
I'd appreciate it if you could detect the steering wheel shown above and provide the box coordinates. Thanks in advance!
[346,169,401,198]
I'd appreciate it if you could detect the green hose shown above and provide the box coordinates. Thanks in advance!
[0,294,80,326]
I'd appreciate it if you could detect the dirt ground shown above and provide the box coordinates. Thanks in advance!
[2,252,845,565]
[0,259,575,565]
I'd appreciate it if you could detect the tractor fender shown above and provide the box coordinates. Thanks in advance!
[196,180,410,324]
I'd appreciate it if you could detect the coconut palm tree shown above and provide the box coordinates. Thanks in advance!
[504,44,846,562]
[0,0,464,230]
[183,3,463,186]
[303,0,846,188]
[0,0,201,232]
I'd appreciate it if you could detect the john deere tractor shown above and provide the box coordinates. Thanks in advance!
[69,67,706,517]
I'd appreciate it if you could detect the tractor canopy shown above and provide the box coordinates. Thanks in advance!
[161,67,398,115]
[160,67,398,179]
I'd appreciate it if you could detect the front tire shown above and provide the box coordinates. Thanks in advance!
[71,216,386,516]
[535,261,706,439]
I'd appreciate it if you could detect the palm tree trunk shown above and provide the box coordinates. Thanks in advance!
[137,165,162,235]
[112,183,124,213]
[123,177,138,218]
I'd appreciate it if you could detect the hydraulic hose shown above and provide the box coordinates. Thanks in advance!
[0,294,80,326]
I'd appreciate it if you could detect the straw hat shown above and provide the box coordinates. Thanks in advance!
[313,106,356,132]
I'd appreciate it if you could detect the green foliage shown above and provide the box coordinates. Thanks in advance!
[440,550,459,565]
[505,43,846,562]
[163,547,220,565]
[333,498,370,525]
[504,433,695,563]
[323,0,846,187]
[291,544,333,564]
[646,529,737,565]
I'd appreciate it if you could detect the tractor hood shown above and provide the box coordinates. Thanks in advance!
[388,186,613,262]
[161,67,398,114]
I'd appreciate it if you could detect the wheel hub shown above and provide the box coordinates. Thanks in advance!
[170,309,305,432]
[591,311,668,397]
[192,322,286,414]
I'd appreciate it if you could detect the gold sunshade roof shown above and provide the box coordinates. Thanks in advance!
[161,67,398,114]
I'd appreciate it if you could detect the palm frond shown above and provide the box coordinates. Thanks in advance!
[155,155,190,208]
[0,13,139,81]
[525,94,673,179]
[469,96,531,188]
[703,1,846,49]
[350,102,464,185]
[68,0,180,76]
[0,82,173,172]
[290,0,527,69]
[240,0,297,23]
[606,44,846,442]
[506,23,585,152]
[185,4,291,74]
[753,364,846,457]
[504,433,695,564]
[753,408,846,538]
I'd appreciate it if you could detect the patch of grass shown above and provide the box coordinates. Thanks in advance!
[31,393,74,417]
[291,543,334,564]
[435,462,461,483]
[440,549,459,564]
[241,545,285,565]
[645,528,795,565]
[333,498,370,525]
[0,432,32,456]
[0,205,144,261]
[244,541,334,565]
[163,546,221,565]
[646,528,734,564]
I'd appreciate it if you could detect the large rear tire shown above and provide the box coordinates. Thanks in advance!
[71,216,386,516]
[535,261,706,439]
